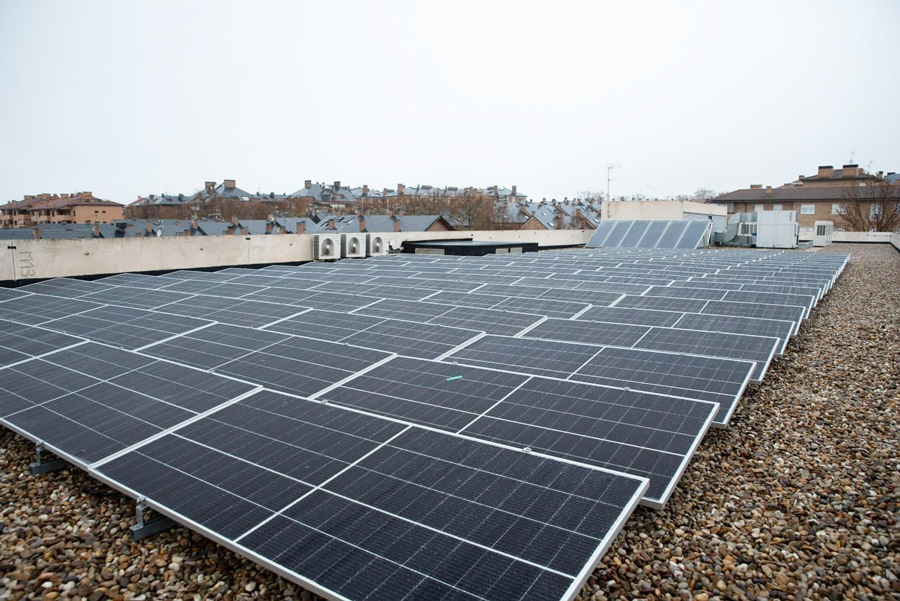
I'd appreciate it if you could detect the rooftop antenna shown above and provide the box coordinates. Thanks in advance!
[848,150,856,164]
[606,163,620,202]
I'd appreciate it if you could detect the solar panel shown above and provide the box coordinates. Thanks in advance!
[614,295,709,313]
[96,273,176,289]
[579,306,684,328]
[430,307,544,337]
[320,356,714,506]
[18,278,115,299]
[356,299,454,322]
[585,220,615,247]
[1,343,257,466]
[701,300,805,333]
[141,324,289,370]
[342,320,483,360]
[656,222,689,248]
[675,221,709,249]
[632,328,778,382]
[643,286,728,301]
[619,221,650,247]
[211,334,393,397]
[538,289,623,306]
[491,297,589,319]
[0,294,105,325]
[570,347,752,426]
[673,313,794,355]
[79,287,197,310]
[160,296,305,328]
[0,248,850,601]
[602,221,633,247]
[445,335,600,379]
[43,306,212,351]
[636,221,669,248]
[524,319,651,348]
[95,390,646,601]
[424,291,505,309]
[0,320,85,368]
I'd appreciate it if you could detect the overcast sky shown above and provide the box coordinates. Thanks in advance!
[1,0,898,204]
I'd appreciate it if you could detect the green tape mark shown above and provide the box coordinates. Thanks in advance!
[446,375,463,381]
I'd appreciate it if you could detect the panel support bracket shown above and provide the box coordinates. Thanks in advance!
[29,442,69,475]
[130,498,176,541]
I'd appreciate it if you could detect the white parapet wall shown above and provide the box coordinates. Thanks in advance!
[832,231,900,251]
[0,229,593,281]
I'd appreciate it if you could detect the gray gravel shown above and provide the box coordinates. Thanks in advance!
[1,243,897,601]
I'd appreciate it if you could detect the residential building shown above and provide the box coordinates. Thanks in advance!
[711,165,900,231]
[0,192,124,228]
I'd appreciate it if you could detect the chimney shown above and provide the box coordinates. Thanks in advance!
[765,186,772,195]
[265,222,273,234]
[750,184,763,189]
[841,164,859,178]
[512,185,517,197]
[224,179,236,188]
[191,218,198,230]
[398,208,405,217]
[877,171,884,178]
[240,227,249,235]
[388,208,395,218]
[327,218,336,230]
[817,165,834,179]
[205,181,215,192]
[358,215,366,232]
[798,175,804,181]
[334,181,341,191]
[92,224,100,238]
[397,183,405,195]
[145,221,153,235]
[231,215,240,226]
[362,184,368,197]
[32,226,40,240]
[296,221,306,234]
[393,217,401,232]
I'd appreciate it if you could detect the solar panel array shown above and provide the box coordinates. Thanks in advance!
[0,245,849,601]
[586,220,711,249]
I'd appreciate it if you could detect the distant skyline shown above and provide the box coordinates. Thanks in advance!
[1,0,898,204]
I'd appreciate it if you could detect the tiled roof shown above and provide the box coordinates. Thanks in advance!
[712,186,900,202]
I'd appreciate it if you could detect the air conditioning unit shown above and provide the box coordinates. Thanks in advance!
[312,234,340,261]
[368,234,389,256]
[341,233,367,258]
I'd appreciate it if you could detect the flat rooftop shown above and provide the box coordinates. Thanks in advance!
[0,243,896,600]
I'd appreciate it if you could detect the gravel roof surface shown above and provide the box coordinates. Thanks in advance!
[1,243,897,601]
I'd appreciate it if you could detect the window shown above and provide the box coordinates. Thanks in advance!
[832,203,845,215]
[773,204,783,211]
[870,204,882,220]
[754,204,765,212]
[800,204,815,214]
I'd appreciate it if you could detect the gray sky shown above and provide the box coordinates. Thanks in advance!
[2,0,898,204]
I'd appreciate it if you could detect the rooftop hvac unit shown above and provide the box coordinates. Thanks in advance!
[312,234,340,261]
[341,233,367,258]
[368,234,389,256]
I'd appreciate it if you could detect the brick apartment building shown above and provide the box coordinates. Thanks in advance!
[711,164,900,230]
[0,192,124,228]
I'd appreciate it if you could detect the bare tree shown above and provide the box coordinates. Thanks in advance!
[839,184,900,231]
[692,187,719,201]
[578,190,606,202]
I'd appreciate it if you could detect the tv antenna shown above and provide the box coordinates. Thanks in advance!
[848,150,856,164]
[606,163,620,201]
